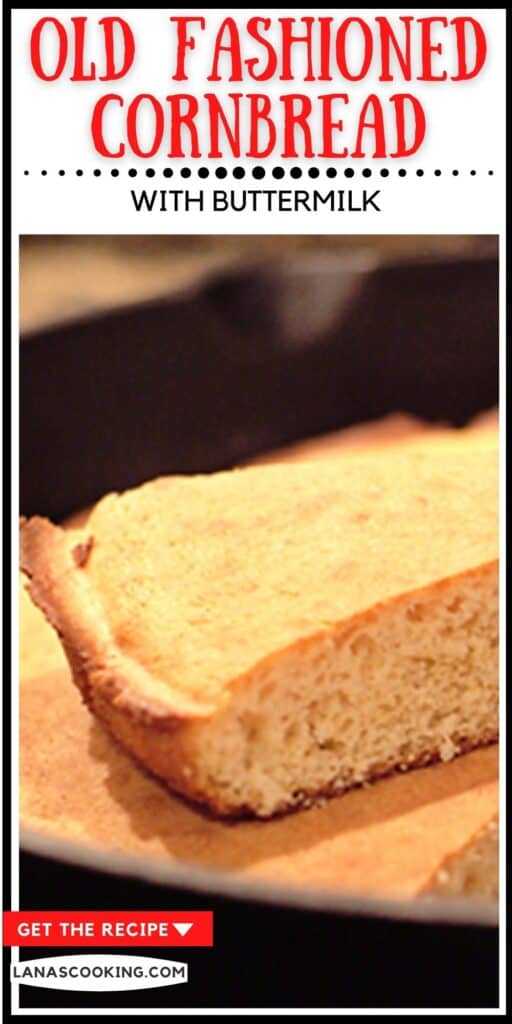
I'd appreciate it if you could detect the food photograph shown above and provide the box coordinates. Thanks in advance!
[19,234,499,1009]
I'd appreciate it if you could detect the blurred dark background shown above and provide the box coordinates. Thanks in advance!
[20,234,498,334]
[20,235,499,520]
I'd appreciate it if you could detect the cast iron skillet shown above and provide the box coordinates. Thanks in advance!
[19,253,499,1009]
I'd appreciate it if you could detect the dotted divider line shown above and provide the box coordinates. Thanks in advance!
[25,167,494,179]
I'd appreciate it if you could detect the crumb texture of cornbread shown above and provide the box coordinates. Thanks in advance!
[424,818,498,900]
[20,446,498,817]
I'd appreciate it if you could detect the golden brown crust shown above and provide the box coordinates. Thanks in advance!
[71,536,94,567]
[20,517,216,728]
[21,516,224,811]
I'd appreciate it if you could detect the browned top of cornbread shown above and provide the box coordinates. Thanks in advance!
[249,409,498,465]
[20,446,498,718]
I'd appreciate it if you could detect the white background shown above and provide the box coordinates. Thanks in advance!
[12,8,506,233]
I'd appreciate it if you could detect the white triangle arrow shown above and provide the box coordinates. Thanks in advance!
[172,922,193,937]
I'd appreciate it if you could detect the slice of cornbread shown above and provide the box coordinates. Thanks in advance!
[424,817,499,901]
[20,446,498,817]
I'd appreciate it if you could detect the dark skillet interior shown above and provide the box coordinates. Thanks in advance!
[20,254,498,520]
[18,254,499,1008]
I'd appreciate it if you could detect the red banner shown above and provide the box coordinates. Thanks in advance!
[3,911,213,947]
